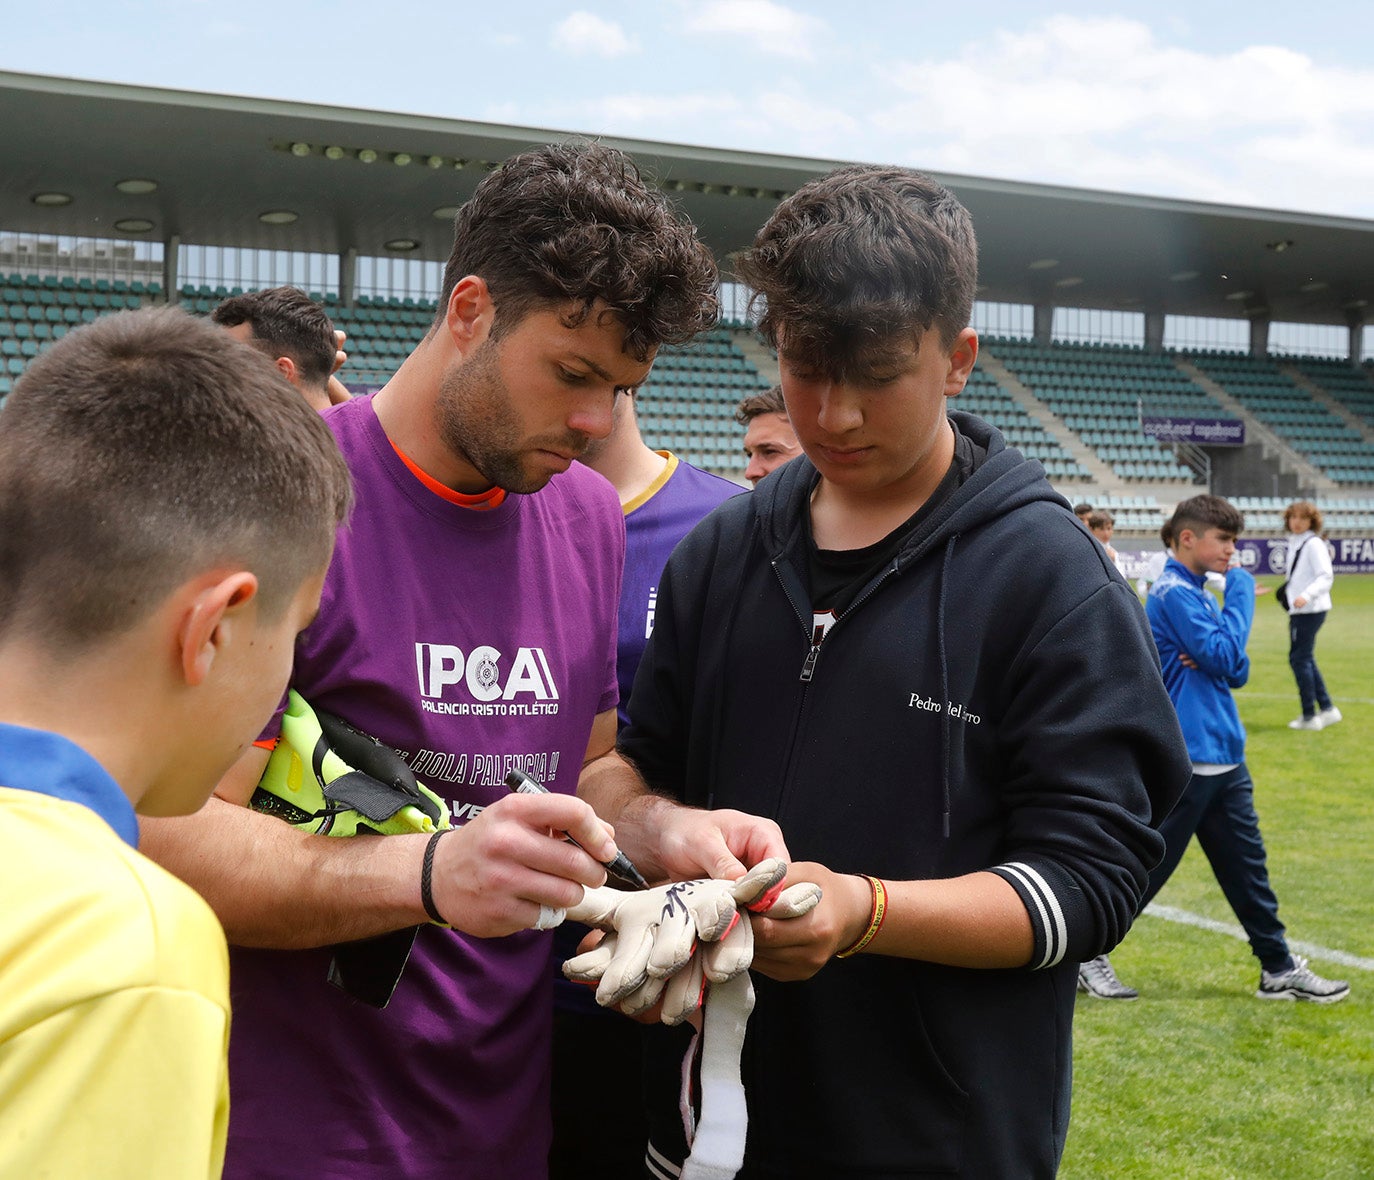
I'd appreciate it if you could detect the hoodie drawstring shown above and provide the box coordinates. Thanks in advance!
[937,534,958,839]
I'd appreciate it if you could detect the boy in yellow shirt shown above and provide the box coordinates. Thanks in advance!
[0,307,352,1178]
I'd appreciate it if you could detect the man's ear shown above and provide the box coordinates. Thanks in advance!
[444,275,495,357]
[943,328,979,397]
[275,355,300,387]
[178,572,260,687]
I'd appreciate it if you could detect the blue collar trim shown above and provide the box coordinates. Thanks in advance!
[0,723,138,848]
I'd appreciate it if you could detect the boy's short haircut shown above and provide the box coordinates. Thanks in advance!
[734,384,788,425]
[1283,499,1323,534]
[0,307,353,649]
[1073,502,1094,517]
[1087,509,1114,530]
[1167,494,1244,543]
[736,164,978,379]
[437,141,719,362]
[211,286,338,388]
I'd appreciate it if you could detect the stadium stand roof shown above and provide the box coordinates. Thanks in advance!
[2,69,1373,328]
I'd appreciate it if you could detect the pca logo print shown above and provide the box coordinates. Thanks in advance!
[415,643,561,716]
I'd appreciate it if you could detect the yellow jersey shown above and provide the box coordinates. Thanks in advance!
[0,725,230,1180]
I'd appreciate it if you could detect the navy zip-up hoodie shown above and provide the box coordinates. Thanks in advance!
[622,412,1191,1179]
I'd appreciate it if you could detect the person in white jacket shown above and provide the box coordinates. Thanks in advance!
[1282,500,1340,731]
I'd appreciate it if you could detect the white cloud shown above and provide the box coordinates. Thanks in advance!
[866,15,1374,215]
[482,101,520,124]
[755,91,858,137]
[559,91,740,134]
[552,11,638,58]
[685,0,825,61]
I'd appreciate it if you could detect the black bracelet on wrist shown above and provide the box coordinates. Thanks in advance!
[421,829,451,927]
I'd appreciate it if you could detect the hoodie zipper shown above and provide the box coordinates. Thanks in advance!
[777,558,902,682]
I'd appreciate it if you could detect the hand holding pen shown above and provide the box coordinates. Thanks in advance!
[505,769,649,889]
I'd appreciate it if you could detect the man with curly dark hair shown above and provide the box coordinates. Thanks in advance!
[143,141,784,1180]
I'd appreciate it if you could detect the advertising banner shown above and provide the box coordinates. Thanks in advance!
[1140,416,1245,446]
[1120,538,1374,579]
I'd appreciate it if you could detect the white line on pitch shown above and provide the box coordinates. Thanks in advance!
[1236,691,1374,707]
[1142,903,1374,972]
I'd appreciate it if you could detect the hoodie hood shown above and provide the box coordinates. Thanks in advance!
[752,409,1065,566]
[747,410,1070,838]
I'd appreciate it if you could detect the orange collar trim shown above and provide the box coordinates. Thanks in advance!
[389,439,507,510]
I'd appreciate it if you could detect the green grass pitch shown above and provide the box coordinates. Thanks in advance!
[1061,574,1374,1179]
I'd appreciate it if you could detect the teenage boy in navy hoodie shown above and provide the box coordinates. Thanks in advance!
[621,165,1192,1179]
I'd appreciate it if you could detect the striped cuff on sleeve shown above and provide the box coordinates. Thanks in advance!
[990,861,1069,969]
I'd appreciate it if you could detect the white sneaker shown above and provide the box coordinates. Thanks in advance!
[1077,955,1139,1000]
[1257,955,1350,1004]
[1318,706,1342,727]
[1288,716,1324,731]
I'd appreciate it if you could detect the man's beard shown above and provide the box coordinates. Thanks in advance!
[435,340,587,494]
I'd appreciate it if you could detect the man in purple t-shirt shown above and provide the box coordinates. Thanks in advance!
[143,142,787,1180]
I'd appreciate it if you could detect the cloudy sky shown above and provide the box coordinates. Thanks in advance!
[5,0,1373,219]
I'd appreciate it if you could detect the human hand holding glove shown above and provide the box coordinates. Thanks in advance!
[559,858,822,1023]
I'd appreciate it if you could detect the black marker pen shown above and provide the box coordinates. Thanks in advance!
[504,769,649,890]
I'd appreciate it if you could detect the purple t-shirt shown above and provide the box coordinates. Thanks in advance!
[614,453,743,728]
[225,395,623,1180]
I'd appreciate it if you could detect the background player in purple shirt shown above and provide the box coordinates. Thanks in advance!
[552,391,743,1176]
[581,391,745,729]
[143,142,786,1180]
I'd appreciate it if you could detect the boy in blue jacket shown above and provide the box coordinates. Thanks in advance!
[1126,494,1348,1003]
